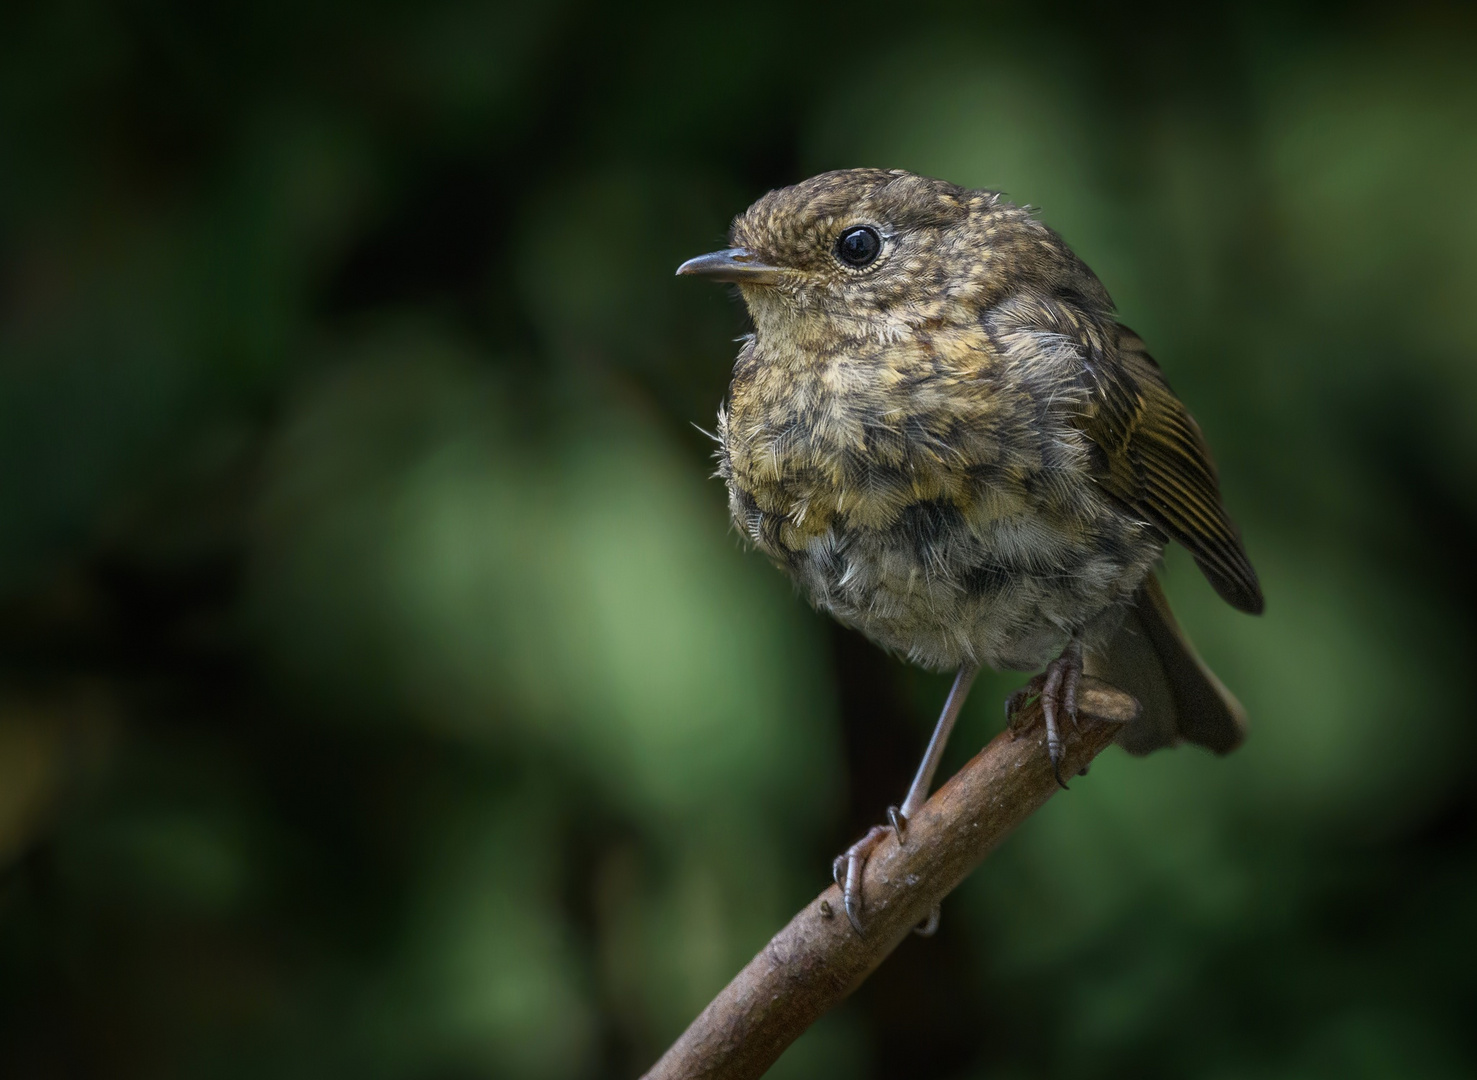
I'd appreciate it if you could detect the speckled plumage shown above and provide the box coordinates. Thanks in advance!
[708,170,1261,677]
[680,168,1263,927]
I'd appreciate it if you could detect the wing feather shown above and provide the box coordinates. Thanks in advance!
[1082,327,1264,614]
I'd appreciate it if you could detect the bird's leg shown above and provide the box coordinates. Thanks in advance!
[833,664,978,934]
[1005,640,1085,789]
[899,664,978,823]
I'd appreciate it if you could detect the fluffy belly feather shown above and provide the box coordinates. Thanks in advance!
[721,427,1162,672]
[778,503,1159,672]
[718,335,1163,672]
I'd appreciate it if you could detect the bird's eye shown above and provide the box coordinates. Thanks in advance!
[835,225,882,268]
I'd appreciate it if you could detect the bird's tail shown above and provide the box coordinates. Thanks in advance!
[1086,573,1246,756]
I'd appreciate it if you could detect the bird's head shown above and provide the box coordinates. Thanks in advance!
[678,169,1003,344]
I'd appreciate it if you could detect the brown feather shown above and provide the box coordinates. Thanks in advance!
[1087,573,1248,755]
[1080,328,1264,614]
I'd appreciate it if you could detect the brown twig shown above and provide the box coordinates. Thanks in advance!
[640,676,1140,1080]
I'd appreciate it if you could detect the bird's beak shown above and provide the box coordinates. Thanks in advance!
[675,247,783,284]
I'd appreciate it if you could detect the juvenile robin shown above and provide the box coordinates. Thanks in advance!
[677,169,1262,932]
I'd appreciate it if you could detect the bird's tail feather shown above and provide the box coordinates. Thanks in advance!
[1086,573,1246,756]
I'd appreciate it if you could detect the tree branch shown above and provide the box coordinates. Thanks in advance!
[640,676,1139,1080]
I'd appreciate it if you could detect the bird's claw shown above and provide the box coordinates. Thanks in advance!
[1008,644,1084,789]
[1004,685,1039,733]
[886,804,906,842]
[832,818,901,934]
[914,903,942,937]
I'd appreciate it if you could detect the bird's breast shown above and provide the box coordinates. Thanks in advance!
[718,332,1158,671]
[721,331,1074,548]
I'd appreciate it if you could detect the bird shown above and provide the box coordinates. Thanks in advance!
[676,169,1262,933]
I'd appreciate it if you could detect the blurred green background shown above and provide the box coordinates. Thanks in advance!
[3,2,1476,1077]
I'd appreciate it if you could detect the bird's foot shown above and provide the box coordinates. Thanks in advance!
[1005,644,1084,789]
[914,903,942,937]
[831,810,942,936]
[832,805,907,934]
[1004,681,1042,733]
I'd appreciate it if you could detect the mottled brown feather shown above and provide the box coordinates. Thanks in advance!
[1079,329,1265,614]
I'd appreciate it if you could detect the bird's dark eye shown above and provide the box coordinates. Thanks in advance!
[835,225,882,268]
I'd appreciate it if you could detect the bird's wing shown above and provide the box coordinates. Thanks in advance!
[1077,325,1264,614]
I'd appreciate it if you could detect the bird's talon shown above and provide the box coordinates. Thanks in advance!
[1048,735,1069,788]
[1036,642,1083,788]
[844,887,864,935]
[834,824,891,935]
[1063,658,1083,730]
[914,904,942,937]
[1005,685,1042,732]
[887,805,906,841]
